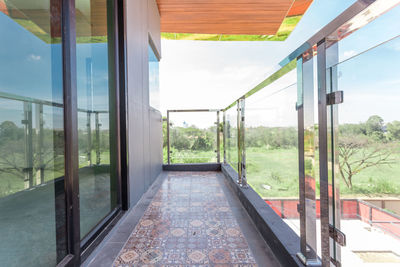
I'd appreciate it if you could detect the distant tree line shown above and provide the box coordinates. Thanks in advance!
[340,115,400,142]
[171,126,216,151]
[245,126,297,149]
[162,120,217,151]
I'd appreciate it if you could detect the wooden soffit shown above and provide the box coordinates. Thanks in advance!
[158,0,313,41]
[0,0,108,43]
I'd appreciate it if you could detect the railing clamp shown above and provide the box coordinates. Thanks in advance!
[326,91,343,105]
[330,257,342,267]
[329,224,346,246]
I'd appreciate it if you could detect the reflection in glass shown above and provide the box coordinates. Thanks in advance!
[76,0,118,239]
[169,112,217,163]
[149,44,160,110]
[0,1,66,266]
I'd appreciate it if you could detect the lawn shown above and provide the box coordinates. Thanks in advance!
[246,147,400,199]
[163,145,400,200]
[163,147,217,164]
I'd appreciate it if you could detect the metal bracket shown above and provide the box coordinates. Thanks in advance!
[330,257,342,267]
[295,102,303,111]
[326,91,343,105]
[329,224,346,246]
[296,252,321,267]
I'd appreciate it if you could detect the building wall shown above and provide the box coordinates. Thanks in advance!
[125,0,162,206]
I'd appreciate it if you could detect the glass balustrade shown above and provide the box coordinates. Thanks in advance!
[167,111,218,164]
[225,106,238,170]
[327,34,400,267]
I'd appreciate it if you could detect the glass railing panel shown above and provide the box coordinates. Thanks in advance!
[327,4,400,68]
[225,106,238,170]
[169,111,217,163]
[331,35,400,266]
[245,69,299,232]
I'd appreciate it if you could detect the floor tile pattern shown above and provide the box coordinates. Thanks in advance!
[113,171,258,266]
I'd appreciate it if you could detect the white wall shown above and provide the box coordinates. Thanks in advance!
[125,0,162,206]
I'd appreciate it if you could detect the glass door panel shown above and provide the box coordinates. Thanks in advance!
[0,1,67,265]
[76,0,118,239]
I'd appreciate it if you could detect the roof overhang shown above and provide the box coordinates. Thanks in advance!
[158,0,313,41]
[0,0,108,43]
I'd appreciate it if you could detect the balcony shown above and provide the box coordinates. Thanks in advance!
[85,2,400,266]
[1,0,400,266]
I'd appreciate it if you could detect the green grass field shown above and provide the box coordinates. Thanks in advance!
[246,147,400,199]
[163,146,400,200]
[163,147,217,164]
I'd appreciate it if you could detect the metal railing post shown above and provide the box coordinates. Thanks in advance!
[239,98,248,188]
[87,111,92,166]
[167,110,170,164]
[237,100,242,185]
[327,41,343,266]
[216,110,220,163]
[36,103,44,184]
[95,112,101,165]
[296,51,320,266]
[22,101,34,188]
[223,111,226,164]
[318,40,331,267]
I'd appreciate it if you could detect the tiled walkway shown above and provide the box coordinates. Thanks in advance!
[85,171,280,267]
[114,172,257,266]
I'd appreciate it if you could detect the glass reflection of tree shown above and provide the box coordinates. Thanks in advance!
[0,119,64,195]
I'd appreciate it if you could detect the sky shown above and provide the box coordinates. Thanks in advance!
[159,0,400,128]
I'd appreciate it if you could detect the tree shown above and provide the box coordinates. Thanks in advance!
[365,115,385,141]
[171,127,191,150]
[338,135,394,189]
[387,121,400,141]
[191,136,211,151]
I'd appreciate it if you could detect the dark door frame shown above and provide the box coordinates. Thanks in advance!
[59,0,128,266]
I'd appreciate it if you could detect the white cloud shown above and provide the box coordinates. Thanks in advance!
[159,40,281,115]
[28,54,41,61]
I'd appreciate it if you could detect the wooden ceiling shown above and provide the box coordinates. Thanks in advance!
[0,0,108,42]
[156,0,313,35]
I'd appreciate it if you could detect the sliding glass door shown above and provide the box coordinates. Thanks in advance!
[0,0,123,265]
[75,0,119,240]
[0,1,67,266]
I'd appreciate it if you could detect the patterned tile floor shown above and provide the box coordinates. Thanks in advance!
[113,172,258,266]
